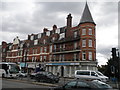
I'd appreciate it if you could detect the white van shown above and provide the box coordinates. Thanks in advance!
[0,62,20,78]
[75,70,108,82]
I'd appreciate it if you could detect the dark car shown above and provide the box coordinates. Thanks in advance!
[35,71,59,83]
[51,79,112,90]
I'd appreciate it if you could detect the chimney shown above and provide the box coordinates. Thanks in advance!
[43,28,49,32]
[2,41,7,45]
[66,13,72,28]
[28,35,30,40]
[53,25,57,30]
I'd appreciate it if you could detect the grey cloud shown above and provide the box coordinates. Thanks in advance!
[31,2,88,28]
[1,2,118,65]
[35,2,84,14]
[96,2,118,27]
[97,46,112,58]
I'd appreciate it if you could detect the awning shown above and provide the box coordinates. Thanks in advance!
[20,63,28,67]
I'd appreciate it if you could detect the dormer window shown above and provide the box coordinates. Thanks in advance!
[59,33,65,40]
[46,31,50,36]
[31,36,34,40]
[38,33,41,38]
[9,45,12,49]
[55,28,60,34]
[34,40,38,45]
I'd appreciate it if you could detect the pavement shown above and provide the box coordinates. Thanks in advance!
[1,77,120,89]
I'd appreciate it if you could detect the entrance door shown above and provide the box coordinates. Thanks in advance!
[61,66,64,77]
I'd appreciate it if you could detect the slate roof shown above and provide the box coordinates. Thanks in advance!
[79,2,95,25]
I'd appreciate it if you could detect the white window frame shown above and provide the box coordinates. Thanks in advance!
[44,56,46,61]
[20,51,22,56]
[82,52,86,60]
[59,33,65,40]
[59,55,62,61]
[54,45,56,51]
[40,56,42,61]
[34,40,38,45]
[20,44,23,48]
[38,33,41,38]
[49,55,52,61]
[32,57,34,62]
[74,42,77,49]
[9,45,12,49]
[74,31,77,38]
[52,37,55,42]
[31,36,34,40]
[89,40,92,47]
[35,49,37,54]
[82,40,86,47]
[56,28,60,34]
[89,52,92,60]
[50,45,52,52]
[32,49,34,54]
[82,28,86,35]
[43,39,46,44]
[40,47,43,53]
[88,28,92,35]
[46,31,50,36]
[44,47,47,53]
[74,53,77,61]
[63,44,65,50]
[53,55,56,60]
[62,55,65,61]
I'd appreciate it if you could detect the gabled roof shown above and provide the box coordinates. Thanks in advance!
[79,2,95,25]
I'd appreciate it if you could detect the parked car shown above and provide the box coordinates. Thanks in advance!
[75,70,108,82]
[51,79,112,90]
[0,69,6,78]
[16,72,27,78]
[35,71,59,83]
[30,72,37,79]
[91,80,112,89]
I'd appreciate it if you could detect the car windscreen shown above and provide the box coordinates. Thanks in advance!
[92,80,112,88]
[9,64,20,74]
[96,71,104,76]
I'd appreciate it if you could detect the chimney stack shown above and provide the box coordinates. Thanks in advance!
[53,25,57,30]
[66,13,72,28]
[43,28,49,32]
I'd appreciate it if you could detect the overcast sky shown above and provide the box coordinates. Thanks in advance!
[1,0,119,65]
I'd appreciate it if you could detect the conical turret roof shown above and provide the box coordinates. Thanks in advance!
[79,2,95,25]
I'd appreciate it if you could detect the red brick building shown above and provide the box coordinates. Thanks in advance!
[1,3,97,77]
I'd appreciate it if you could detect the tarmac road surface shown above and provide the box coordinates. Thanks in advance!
[2,79,52,90]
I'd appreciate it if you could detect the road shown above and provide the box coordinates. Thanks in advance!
[1,78,119,90]
[2,79,52,90]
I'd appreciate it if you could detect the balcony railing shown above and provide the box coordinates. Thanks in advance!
[52,47,80,54]
[54,35,80,44]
